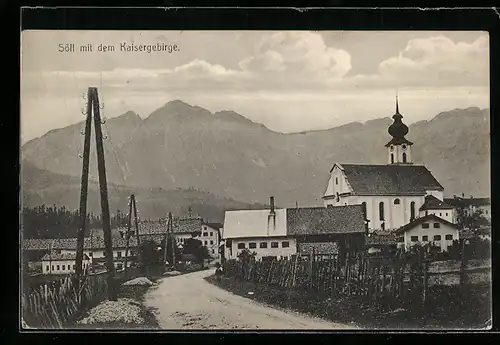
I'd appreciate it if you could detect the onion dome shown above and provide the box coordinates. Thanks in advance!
[388,95,409,139]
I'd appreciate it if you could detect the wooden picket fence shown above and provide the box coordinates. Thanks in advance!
[21,268,142,329]
[223,252,491,310]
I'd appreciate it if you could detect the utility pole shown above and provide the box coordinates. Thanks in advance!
[169,212,176,267]
[132,194,140,247]
[124,195,133,277]
[163,216,168,266]
[75,87,116,301]
[92,87,117,301]
[75,87,93,292]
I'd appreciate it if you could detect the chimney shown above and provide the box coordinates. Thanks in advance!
[270,196,275,214]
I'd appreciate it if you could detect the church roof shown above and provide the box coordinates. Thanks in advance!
[336,164,444,196]
[419,195,454,211]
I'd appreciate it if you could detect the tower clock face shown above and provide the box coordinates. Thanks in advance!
[402,144,406,150]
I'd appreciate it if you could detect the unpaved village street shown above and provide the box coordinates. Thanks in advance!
[144,269,357,330]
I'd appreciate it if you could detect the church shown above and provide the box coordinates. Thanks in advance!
[322,97,446,232]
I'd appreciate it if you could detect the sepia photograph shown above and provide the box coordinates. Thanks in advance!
[20,29,491,330]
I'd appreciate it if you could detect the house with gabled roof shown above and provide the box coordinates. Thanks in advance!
[40,252,90,275]
[223,197,367,261]
[393,214,459,252]
[419,194,455,223]
[322,97,445,232]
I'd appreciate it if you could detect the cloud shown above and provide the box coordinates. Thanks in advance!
[239,32,352,83]
[377,35,489,87]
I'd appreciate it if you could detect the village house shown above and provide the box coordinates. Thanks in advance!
[393,214,459,252]
[41,252,90,275]
[322,97,445,232]
[122,217,221,259]
[419,194,456,223]
[22,237,138,272]
[200,222,223,259]
[223,197,367,261]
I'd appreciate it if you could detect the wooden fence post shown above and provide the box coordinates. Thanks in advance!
[309,248,314,290]
[460,239,468,297]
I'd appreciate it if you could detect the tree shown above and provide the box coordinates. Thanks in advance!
[237,248,256,264]
[183,237,209,264]
[457,208,490,230]
[138,239,161,267]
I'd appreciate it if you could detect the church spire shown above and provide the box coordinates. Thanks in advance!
[385,96,413,164]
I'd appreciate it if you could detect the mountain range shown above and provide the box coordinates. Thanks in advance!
[21,100,491,220]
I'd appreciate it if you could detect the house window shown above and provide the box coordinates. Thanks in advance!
[52,265,54,271]
[73,265,76,270]
[204,241,208,245]
[379,202,385,221]
[271,242,278,248]
[410,201,416,220]
[103,251,106,257]
[402,152,407,163]
[422,236,428,241]
[210,240,214,245]
[117,251,122,258]
[410,236,418,242]
[57,265,60,270]
[212,249,215,254]
[89,252,93,257]
[335,177,338,185]
[425,210,428,216]
[422,223,430,229]
[445,235,453,240]
[394,198,400,205]
[434,235,441,241]
[249,242,257,249]
[203,232,208,236]
[210,232,213,236]
[237,243,245,249]
[439,213,442,216]
[46,265,49,272]
[282,241,290,248]
[204,226,207,230]
[433,223,441,228]
[62,265,65,271]
[260,242,268,249]
[446,212,448,216]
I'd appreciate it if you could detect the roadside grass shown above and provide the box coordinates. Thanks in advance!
[205,275,491,330]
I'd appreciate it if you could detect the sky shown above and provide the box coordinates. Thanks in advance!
[21,30,490,143]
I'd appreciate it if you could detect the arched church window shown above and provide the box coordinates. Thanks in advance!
[391,153,394,164]
[335,177,338,185]
[379,202,385,221]
[394,198,400,205]
[410,201,415,220]
[402,152,407,163]
[361,202,367,217]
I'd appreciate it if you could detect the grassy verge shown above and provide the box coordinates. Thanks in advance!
[205,275,491,330]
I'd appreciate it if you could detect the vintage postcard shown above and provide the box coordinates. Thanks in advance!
[20,30,491,330]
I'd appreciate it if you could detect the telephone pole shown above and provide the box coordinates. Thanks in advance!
[169,212,176,267]
[75,87,117,301]
[124,195,134,277]
[132,195,140,246]
[75,87,93,292]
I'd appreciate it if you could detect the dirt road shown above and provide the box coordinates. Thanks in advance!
[144,269,357,330]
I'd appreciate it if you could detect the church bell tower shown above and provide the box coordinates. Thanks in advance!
[385,95,413,165]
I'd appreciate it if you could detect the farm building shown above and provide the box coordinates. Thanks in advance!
[223,197,367,261]
[418,195,455,223]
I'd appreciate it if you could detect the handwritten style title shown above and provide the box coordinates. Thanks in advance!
[58,41,180,54]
